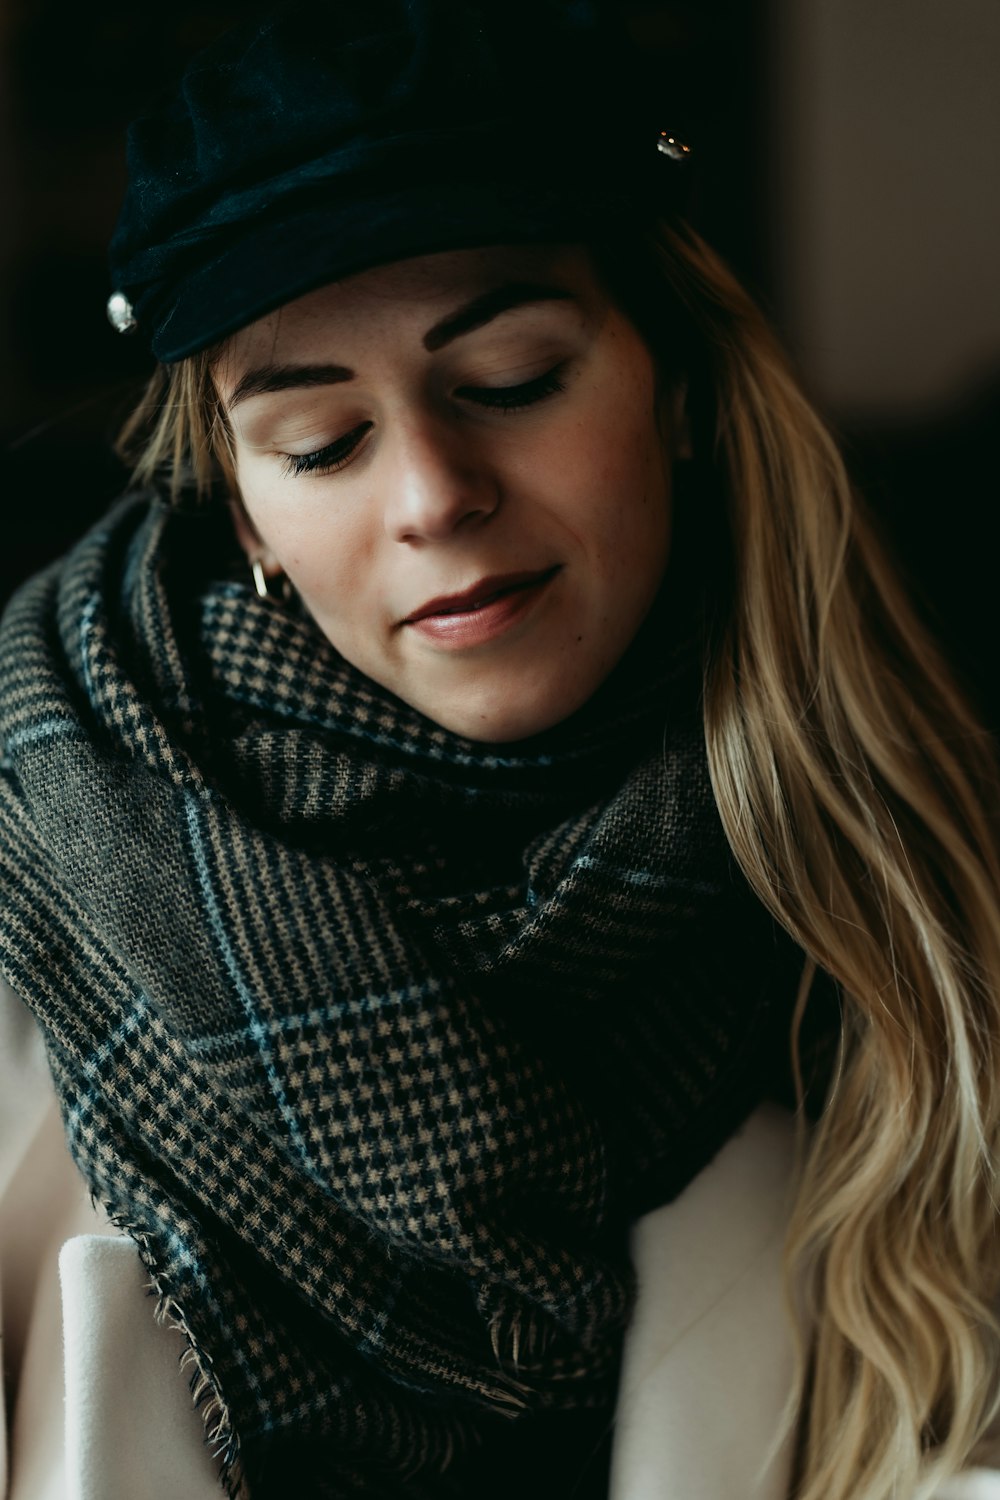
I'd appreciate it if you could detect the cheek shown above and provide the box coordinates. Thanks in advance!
[558,390,671,565]
[238,468,362,606]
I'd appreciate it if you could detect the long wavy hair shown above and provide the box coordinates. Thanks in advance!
[118,220,1000,1500]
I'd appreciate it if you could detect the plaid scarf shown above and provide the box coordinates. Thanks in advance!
[0,493,801,1498]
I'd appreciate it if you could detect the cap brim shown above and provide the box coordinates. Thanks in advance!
[151,177,652,362]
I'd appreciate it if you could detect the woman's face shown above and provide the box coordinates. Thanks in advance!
[216,244,679,742]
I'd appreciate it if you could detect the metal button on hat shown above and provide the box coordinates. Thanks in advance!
[106,291,137,334]
[657,134,692,161]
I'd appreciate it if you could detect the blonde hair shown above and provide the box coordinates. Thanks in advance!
[119,224,1000,1499]
[644,224,1000,1499]
[117,354,233,501]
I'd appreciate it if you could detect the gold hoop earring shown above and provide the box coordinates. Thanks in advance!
[251,558,292,604]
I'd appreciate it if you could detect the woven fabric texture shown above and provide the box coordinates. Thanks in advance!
[0,492,802,1497]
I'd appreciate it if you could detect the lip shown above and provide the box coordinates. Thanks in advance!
[401,566,561,649]
[402,568,559,626]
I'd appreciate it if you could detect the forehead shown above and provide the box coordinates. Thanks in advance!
[216,243,598,371]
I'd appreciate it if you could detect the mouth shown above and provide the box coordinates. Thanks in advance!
[401,567,561,625]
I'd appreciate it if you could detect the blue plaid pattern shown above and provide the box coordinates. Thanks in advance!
[0,493,802,1497]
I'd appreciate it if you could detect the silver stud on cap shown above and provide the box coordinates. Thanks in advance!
[656,133,692,161]
[106,291,137,334]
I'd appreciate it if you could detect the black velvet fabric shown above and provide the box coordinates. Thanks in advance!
[107,0,692,361]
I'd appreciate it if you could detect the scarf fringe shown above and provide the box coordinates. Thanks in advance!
[97,1195,248,1499]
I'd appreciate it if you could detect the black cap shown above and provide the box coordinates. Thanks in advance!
[107,0,692,363]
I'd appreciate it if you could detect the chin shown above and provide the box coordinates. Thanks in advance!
[417,681,590,745]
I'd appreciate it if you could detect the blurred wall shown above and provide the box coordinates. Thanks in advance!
[770,0,1000,423]
[765,0,1000,721]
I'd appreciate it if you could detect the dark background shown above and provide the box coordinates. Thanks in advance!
[2,0,998,720]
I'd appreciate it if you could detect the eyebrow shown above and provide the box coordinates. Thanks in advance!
[225,281,577,409]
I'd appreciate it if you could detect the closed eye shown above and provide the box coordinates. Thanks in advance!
[279,364,568,478]
[281,422,373,478]
[457,364,567,412]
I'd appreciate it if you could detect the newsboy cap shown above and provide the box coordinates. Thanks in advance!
[107,0,691,363]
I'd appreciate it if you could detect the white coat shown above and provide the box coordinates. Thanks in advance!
[3,975,1000,1499]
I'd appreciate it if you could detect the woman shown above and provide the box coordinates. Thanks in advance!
[3,3,1000,1498]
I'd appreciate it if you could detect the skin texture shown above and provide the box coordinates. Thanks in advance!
[218,243,681,742]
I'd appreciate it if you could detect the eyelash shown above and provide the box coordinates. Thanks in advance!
[280,364,568,478]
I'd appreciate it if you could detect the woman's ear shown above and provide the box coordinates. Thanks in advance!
[227,495,282,576]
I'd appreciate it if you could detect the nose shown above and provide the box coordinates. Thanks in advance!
[382,415,499,544]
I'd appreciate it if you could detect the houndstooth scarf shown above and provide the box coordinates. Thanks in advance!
[0,491,803,1498]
